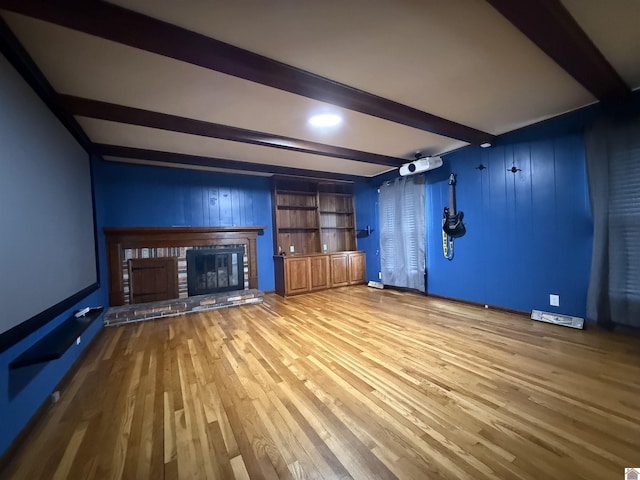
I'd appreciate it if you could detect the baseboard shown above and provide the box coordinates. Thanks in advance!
[0,327,105,473]
[425,293,530,318]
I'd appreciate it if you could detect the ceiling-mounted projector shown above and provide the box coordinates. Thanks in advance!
[399,156,443,176]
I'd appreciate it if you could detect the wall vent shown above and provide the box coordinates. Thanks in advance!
[531,310,584,329]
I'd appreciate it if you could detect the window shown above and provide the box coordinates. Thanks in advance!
[379,175,426,291]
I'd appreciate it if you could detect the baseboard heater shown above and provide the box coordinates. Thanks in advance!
[531,309,584,330]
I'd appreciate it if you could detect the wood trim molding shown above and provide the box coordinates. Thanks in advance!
[485,0,630,104]
[62,96,405,167]
[96,145,366,182]
[0,0,494,145]
[104,226,266,306]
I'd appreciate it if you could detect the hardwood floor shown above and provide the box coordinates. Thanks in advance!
[2,287,639,479]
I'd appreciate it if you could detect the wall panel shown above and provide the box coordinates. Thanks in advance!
[426,134,592,318]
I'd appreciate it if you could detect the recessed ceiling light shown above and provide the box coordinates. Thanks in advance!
[480,142,492,148]
[308,113,342,127]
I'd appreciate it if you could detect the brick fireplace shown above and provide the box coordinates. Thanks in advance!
[104,226,265,307]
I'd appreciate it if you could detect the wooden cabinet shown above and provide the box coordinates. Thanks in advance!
[274,251,366,296]
[309,255,331,291]
[284,256,310,295]
[329,253,350,287]
[348,251,367,284]
[330,251,366,287]
[128,257,178,304]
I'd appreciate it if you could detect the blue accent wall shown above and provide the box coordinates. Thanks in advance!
[427,135,592,317]
[354,181,381,281]
[357,112,595,319]
[92,161,275,291]
[0,289,107,457]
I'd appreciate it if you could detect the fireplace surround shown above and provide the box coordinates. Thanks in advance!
[104,226,265,306]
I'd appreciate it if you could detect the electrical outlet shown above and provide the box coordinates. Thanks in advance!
[323,244,327,252]
[51,391,60,403]
[289,245,295,253]
[76,336,81,345]
[378,272,382,280]
[549,294,560,307]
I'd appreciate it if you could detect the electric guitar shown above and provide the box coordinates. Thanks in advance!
[442,173,466,238]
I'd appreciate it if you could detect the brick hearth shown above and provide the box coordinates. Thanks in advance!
[104,289,263,326]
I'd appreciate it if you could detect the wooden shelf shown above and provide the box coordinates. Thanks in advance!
[278,227,318,232]
[9,307,104,369]
[272,176,356,255]
[277,205,317,210]
[277,190,317,196]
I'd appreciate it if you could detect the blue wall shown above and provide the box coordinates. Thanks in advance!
[0,290,107,458]
[356,117,594,319]
[354,181,381,281]
[92,161,275,291]
[427,135,592,317]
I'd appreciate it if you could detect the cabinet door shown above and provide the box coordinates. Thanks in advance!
[348,252,367,285]
[128,257,178,304]
[285,257,310,294]
[330,254,349,287]
[309,255,330,291]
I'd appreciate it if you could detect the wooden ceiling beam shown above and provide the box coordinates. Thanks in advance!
[94,144,368,182]
[61,95,405,167]
[0,0,495,145]
[486,0,630,104]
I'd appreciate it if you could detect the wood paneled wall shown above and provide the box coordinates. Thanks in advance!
[426,135,591,318]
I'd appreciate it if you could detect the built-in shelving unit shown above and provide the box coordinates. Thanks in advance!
[271,177,365,296]
[272,177,356,254]
[318,187,356,252]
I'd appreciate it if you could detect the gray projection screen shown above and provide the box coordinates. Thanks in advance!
[0,55,98,353]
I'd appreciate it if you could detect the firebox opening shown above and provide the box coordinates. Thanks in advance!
[186,247,244,296]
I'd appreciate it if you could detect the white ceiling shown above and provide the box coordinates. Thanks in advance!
[1,1,639,179]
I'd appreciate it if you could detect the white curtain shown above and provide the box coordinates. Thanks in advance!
[379,175,426,291]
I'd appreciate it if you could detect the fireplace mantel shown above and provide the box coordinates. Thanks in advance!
[104,226,265,306]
